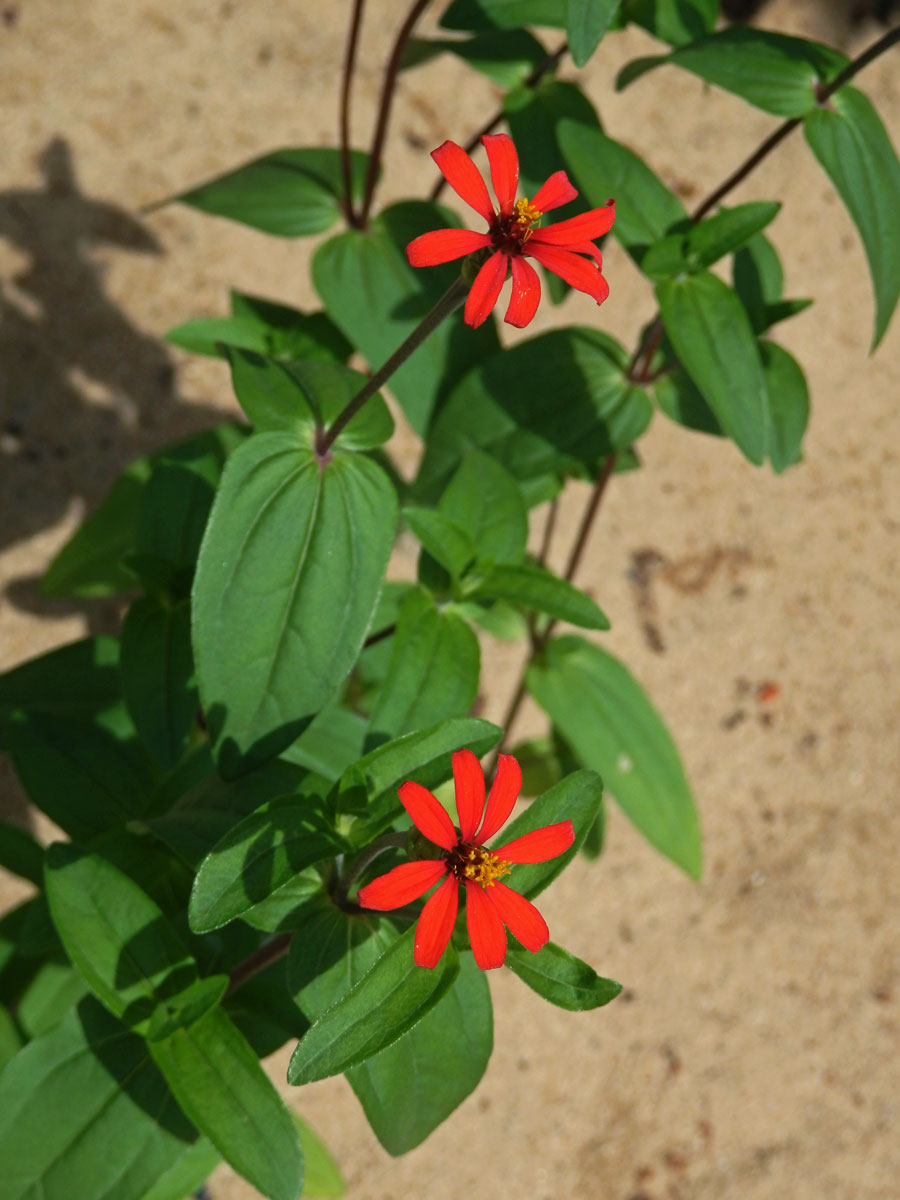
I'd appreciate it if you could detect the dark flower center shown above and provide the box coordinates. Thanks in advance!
[446,842,511,888]
[491,197,542,255]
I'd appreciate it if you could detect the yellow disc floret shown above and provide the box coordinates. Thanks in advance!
[514,197,543,227]
[450,844,511,888]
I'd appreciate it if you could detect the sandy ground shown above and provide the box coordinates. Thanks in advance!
[2,1,899,1197]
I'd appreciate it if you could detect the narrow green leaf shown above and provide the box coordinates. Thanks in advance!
[620,0,717,46]
[296,1115,344,1198]
[139,1137,221,1200]
[688,202,780,270]
[367,589,480,746]
[440,0,566,30]
[150,1005,303,1200]
[120,597,197,768]
[14,961,89,1038]
[439,451,528,565]
[402,30,547,89]
[402,507,477,578]
[167,295,351,363]
[527,635,702,877]
[733,228,785,330]
[566,0,619,67]
[504,80,600,202]
[506,941,621,1009]
[287,927,459,1084]
[131,450,219,597]
[805,85,900,348]
[0,819,43,885]
[470,562,610,630]
[192,433,397,773]
[188,796,344,933]
[759,341,809,473]
[175,147,368,237]
[656,272,768,465]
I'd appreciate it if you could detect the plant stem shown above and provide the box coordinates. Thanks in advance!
[226,933,292,997]
[429,40,569,204]
[317,276,468,455]
[338,832,409,903]
[359,0,434,228]
[537,496,559,567]
[340,0,367,227]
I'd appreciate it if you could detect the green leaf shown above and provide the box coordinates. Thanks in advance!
[617,27,848,118]
[313,201,500,434]
[192,433,397,773]
[120,597,197,768]
[439,451,528,565]
[504,80,600,201]
[656,272,768,465]
[227,350,394,448]
[167,293,351,363]
[469,562,610,630]
[643,202,781,282]
[287,927,459,1084]
[15,961,89,1038]
[506,941,621,1009]
[416,328,651,498]
[0,637,121,750]
[8,713,155,841]
[149,1005,303,1200]
[402,29,547,89]
[131,450,220,597]
[759,341,809,473]
[188,796,344,933]
[527,635,702,877]
[402,507,477,578]
[619,0,717,45]
[440,0,566,29]
[558,119,686,265]
[566,0,619,67]
[804,84,900,348]
[733,228,784,330]
[175,147,368,237]
[0,819,43,885]
[0,998,205,1200]
[139,1137,221,1200]
[494,769,603,898]
[347,951,492,1155]
[654,366,721,437]
[296,1115,344,1198]
[283,703,368,780]
[44,843,224,1035]
[367,589,480,746]
[0,1005,20,1072]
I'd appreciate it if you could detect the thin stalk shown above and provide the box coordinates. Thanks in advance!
[340,0,367,226]
[317,276,467,455]
[359,0,434,228]
[226,933,292,997]
[537,496,559,567]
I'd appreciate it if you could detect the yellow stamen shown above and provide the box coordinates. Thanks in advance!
[514,197,542,227]
[459,845,511,889]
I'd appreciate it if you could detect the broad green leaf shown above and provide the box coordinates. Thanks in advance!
[759,341,809,473]
[558,119,686,264]
[527,635,702,877]
[0,998,204,1200]
[401,29,547,89]
[654,366,721,437]
[805,84,900,348]
[139,1137,221,1200]
[287,927,459,1084]
[619,0,717,45]
[175,147,368,237]
[227,351,394,448]
[367,589,480,746]
[510,729,580,796]
[416,328,651,498]
[121,597,197,768]
[402,507,476,578]
[656,272,768,465]
[131,449,220,597]
[14,961,88,1038]
[338,717,502,838]
[188,796,344,933]
[167,293,351,363]
[733,228,784,331]
[150,1005,303,1200]
[469,562,610,630]
[440,0,565,29]
[313,201,499,434]
[642,202,781,281]
[440,451,528,565]
[223,958,311,1057]
[0,637,121,750]
[0,819,43,885]
[0,1005,20,1071]
[493,769,603,898]
[504,80,600,201]
[506,941,621,1009]
[296,1115,344,1198]
[8,713,155,841]
[192,433,397,773]
[566,0,619,67]
[617,27,848,118]
[44,844,225,1034]
[283,703,368,781]
[347,951,492,1154]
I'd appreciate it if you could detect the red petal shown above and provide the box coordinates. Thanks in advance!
[407,228,491,267]
[531,170,578,213]
[488,883,549,953]
[357,859,448,910]
[477,753,522,843]
[529,201,616,246]
[493,820,575,863]
[464,250,508,328]
[465,881,508,970]
[414,873,459,969]
[398,781,457,851]
[452,748,485,842]
[432,140,495,223]
[527,243,610,305]
[482,132,519,215]
[505,255,541,328]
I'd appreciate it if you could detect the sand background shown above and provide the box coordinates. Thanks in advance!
[2,1,899,1197]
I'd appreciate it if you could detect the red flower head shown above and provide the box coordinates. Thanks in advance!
[357,749,575,970]
[406,133,615,329]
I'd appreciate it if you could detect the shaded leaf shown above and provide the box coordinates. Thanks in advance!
[566,0,620,67]
[121,597,197,768]
[506,940,621,1009]
[469,562,610,629]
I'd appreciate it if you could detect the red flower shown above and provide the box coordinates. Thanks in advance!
[406,133,615,329]
[357,749,575,970]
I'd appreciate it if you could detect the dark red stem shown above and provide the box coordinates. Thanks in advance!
[340,0,367,227]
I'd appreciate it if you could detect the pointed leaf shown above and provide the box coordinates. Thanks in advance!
[402,507,477,578]
[440,0,566,29]
[469,562,610,630]
[759,340,809,473]
[120,597,197,768]
[566,0,619,67]
[440,451,528,565]
[506,940,621,1009]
